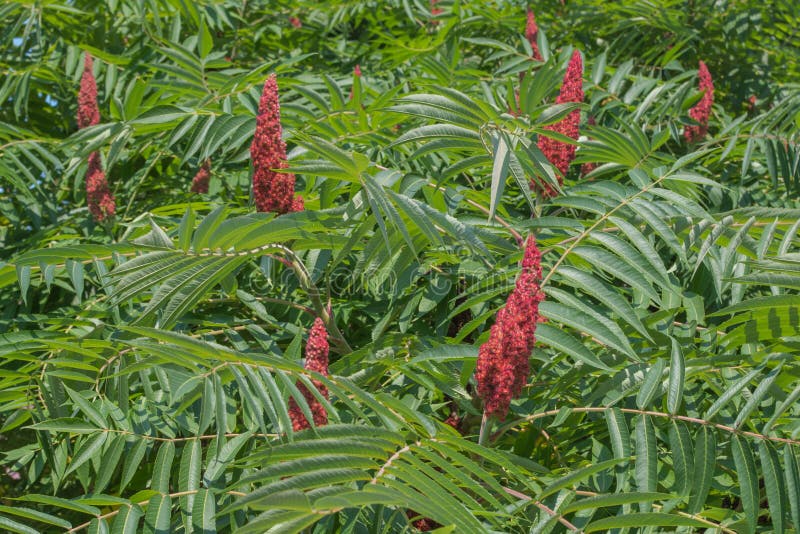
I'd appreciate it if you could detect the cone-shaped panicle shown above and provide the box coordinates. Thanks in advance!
[475,236,544,420]
[525,9,543,61]
[288,317,330,431]
[250,74,297,214]
[535,50,583,197]
[86,152,115,222]
[304,317,330,375]
[77,53,100,129]
[684,61,714,143]
[78,54,114,221]
[190,160,211,194]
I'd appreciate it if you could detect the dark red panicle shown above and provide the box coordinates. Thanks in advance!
[406,510,440,532]
[525,9,543,61]
[250,74,303,214]
[684,61,714,143]
[475,236,545,420]
[77,53,100,129]
[288,317,330,432]
[190,159,211,194]
[535,50,583,197]
[85,152,115,222]
[78,53,115,222]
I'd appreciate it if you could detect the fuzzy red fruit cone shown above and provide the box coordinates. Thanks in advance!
[475,236,544,420]
[190,159,211,194]
[85,152,115,222]
[78,53,115,222]
[77,53,100,129]
[684,61,714,143]
[251,74,299,214]
[288,318,330,431]
[534,50,583,198]
[525,9,543,61]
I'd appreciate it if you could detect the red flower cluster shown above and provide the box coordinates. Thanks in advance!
[684,61,714,143]
[288,317,330,432]
[406,511,440,532]
[78,53,115,222]
[535,50,583,197]
[430,0,442,24]
[77,54,100,129]
[86,152,116,221]
[250,74,303,214]
[190,160,211,194]
[289,16,302,28]
[444,409,460,431]
[525,9,543,61]
[475,236,544,420]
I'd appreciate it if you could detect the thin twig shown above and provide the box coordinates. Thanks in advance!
[540,172,671,287]
[494,406,800,446]
[99,428,278,442]
[65,489,246,533]
[426,182,523,245]
[501,486,583,532]
[205,296,314,315]
[282,249,352,353]
[570,489,736,533]
[371,443,416,484]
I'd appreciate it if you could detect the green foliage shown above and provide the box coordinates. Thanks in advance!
[1,0,800,532]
